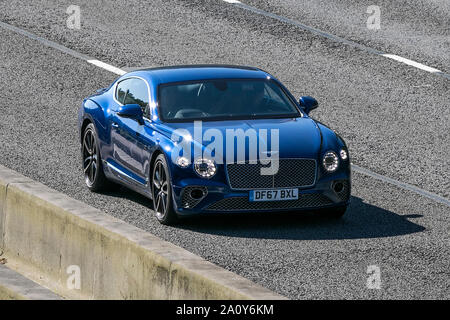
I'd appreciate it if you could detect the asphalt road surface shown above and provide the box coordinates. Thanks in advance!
[0,0,448,299]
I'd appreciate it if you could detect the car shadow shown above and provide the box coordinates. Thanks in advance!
[176,195,426,240]
[99,188,425,240]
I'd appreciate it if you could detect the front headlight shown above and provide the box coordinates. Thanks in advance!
[323,151,339,172]
[176,156,190,168]
[339,149,348,160]
[194,158,217,178]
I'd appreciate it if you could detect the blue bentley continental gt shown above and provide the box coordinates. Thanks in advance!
[78,65,351,225]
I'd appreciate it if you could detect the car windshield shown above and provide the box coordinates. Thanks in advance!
[158,79,300,121]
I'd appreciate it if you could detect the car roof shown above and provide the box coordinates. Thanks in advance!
[127,65,271,85]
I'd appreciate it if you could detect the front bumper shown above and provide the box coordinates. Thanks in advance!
[172,171,351,216]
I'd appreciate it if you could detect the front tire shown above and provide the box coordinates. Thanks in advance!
[151,154,177,225]
[82,123,111,192]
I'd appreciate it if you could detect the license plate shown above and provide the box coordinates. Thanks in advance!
[249,188,298,202]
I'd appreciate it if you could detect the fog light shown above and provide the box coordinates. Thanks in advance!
[333,181,344,193]
[340,149,348,160]
[190,189,205,199]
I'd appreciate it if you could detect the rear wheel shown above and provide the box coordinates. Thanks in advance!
[151,154,177,225]
[82,123,112,192]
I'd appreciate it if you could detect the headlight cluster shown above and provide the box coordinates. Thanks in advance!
[176,156,190,168]
[194,158,217,178]
[176,156,217,178]
[323,151,339,172]
[323,149,348,172]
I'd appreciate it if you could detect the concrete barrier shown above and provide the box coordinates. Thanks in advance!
[0,165,285,300]
[0,264,62,300]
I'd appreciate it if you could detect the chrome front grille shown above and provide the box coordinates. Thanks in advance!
[226,159,317,190]
[206,193,332,211]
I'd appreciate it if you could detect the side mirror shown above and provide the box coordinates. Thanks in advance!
[298,96,318,115]
[118,104,144,125]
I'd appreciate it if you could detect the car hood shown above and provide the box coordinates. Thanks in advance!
[157,117,322,161]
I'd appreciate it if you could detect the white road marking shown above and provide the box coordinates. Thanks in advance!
[0,20,449,207]
[381,54,442,73]
[222,0,448,79]
[0,21,126,76]
[352,164,450,207]
[87,59,126,75]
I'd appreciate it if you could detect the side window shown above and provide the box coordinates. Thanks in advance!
[115,78,150,114]
[116,80,128,104]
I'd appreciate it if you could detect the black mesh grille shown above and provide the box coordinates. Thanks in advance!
[181,186,207,209]
[206,193,332,211]
[226,159,316,189]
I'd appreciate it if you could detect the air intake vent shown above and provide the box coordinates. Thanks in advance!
[181,186,207,209]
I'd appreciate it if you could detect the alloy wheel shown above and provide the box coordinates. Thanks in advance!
[82,129,98,186]
[153,160,169,219]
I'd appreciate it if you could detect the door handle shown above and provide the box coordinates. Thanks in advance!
[112,122,119,128]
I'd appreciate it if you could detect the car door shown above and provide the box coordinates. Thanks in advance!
[110,77,150,186]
